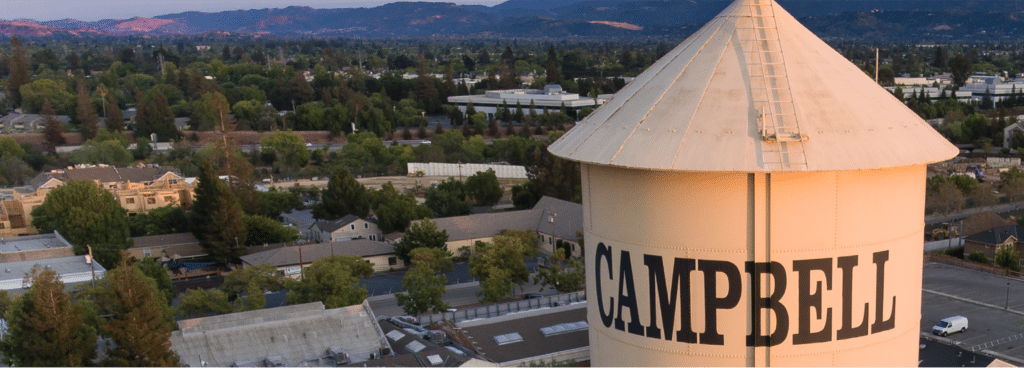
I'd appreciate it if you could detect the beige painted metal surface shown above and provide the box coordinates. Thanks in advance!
[548,0,958,172]
[582,164,926,366]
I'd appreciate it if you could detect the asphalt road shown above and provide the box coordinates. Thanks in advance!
[921,263,1024,363]
[367,275,549,318]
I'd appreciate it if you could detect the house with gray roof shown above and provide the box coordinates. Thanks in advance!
[0,113,71,131]
[241,239,402,276]
[409,196,583,258]
[310,214,381,243]
[0,231,105,292]
[964,224,1024,268]
[170,301,391,367]
[126,232,205,262]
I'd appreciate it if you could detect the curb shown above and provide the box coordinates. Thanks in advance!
[922,288,1024,318]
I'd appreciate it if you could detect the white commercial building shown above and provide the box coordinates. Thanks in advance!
[447,85,602,118]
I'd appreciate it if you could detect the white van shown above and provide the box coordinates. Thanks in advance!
[932,316,969,336]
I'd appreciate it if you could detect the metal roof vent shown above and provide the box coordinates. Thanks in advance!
[264,355,285,367]
[328,346,349,365]
[426,354,443,366]
[445,346,465,356]
[493,332,523,345]
[540,321,589,337]
[405,340,427,353]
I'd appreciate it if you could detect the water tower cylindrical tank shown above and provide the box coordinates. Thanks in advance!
[548,0,958,366]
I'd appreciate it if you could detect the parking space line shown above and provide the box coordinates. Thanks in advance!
[969,333,1024,352]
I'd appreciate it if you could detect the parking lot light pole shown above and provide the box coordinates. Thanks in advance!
[1007,282,1011,310]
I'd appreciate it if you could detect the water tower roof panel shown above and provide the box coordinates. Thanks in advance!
[548,0,958,172]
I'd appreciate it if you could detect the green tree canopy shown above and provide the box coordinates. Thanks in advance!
[260,130,311,169]
[284,255,373,309]
[103,260,180,366]
[394,218,449,262]
[395,248,453,315]
[532,248,584,293]
[369,182,433,234]
[424,177,473,218]
[243,214,299,246]
[190,161,247,264]
[30,180,131,268]
[465,168,503,206]
[313,166,370,220]
[138,256,176,304]
[470,230,538,303]
[0,266,97,366]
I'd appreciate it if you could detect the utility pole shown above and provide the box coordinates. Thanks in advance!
[875,48,880,83]
[298,244,304,280]
[87,245,96,288]
[1007,282,1011,310]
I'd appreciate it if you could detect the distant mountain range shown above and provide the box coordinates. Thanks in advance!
[3,0,1024,41]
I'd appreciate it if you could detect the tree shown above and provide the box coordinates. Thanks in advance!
[972,183,999,208]
[75,77,99,140]
[138,257,176,304]
[312,166,370,220]
[925,179,964,217]
[394,218,449,262]
[257,189,303,218]
[470,230,538,303]
[7,36,31,108]
[41,99,65,152]
[260,130,310,169]
[105,91,124,131]
[546,46,561,85]
[369,182,433,234]
[128,205,190,237]
[528,131,581,202]
[31,180,130,268]
[284,255,373,309]
[932,46,948,69]
[0,266,97,366]
[424,177,473,217]
[1002,170,1024,209]
[511,180,543,209]
[243,214,298,246]
[465,169,503,206]
[219,263,286,311]
[68,138,133,167]
[395,248,453,315]
[175,289,233,319]
[190,161,247,264]
[533,248,584,293]
[103,260,180,367]
[138,90,179,142]
[995,243,1022,272]
[949,54,972,87]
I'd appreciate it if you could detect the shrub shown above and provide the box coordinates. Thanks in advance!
[968,251,990,264]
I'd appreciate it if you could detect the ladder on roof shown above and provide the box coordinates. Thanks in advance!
[738,0,808,170]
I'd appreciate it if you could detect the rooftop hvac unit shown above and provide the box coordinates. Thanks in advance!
[327,346,349,365]
[425,330,447,344]
[264,355,285,367]
[378,346,391,357]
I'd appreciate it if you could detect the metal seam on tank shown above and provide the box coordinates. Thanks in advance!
[611,19,732,166]
[564,17,726,159]
[591,317,919,358]
[582,228,919,253]
[667,33,735,170]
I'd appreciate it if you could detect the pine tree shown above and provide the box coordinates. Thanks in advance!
[7,36,31,109]
[0,266,97,366]
[312,166,369,220]
[40,99,65,151]
[103,261,180,366]
[75,77,99,140]
[546,45,561,85]
[191,161,247,264]
[105,92,124,131]
[143,90,178,142]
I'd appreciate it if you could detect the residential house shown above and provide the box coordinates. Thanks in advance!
[240,239,403,276]
[410,196,583,258]
[310,214,381,242]
[0,231,106,292]
[170,301,391,367]
[963,224,1024,267]
[126,232,205,262]
[0,113,71,132]
[17,165,195,224]
[0,199,34,237]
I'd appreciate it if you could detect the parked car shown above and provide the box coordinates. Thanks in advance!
[523,293,544,300]
[932,316,969,336]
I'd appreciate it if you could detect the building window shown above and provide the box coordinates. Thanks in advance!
[364,223,369,229]
[164,196,173,203]
[169,179,178,185]
[370,234,376,241]
[143,249,151,257]
[388,257,398,266]
[146,197,156,204]
[549,237,553,244]
[126,198,135,204]
[350,224,355,230]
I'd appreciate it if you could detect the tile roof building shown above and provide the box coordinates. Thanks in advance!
[170,301,391,367]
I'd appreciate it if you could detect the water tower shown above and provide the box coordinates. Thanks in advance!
[548,0,958,365]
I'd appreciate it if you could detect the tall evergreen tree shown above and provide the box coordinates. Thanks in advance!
[105,91,124,131]
[546,46,561,85]
[7,36,31,109]
[103,261,179,367]
[140,90,179,142]
[312,166,370,220]
[0,266,97,366]
[191,161,247,264]
[75,77,99,140]
[40,99,65,151]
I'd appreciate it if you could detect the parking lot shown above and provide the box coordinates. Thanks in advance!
[922,263,1024,362]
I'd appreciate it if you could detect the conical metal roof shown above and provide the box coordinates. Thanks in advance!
[548,0,958,172]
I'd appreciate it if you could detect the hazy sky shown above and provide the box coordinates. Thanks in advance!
[2,0,505,22]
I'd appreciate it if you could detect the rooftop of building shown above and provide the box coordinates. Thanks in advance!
[129,232,200,250]
[0,254,106,291]
[26,164,181,189]
[343,318,473,367]
[964,224,1024,245]
[170,301,389,367]
[0,231,72,255]
[416,196,582,242]
[240,239,397,268]
[311,214,373,233]
[457,303,588,364]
